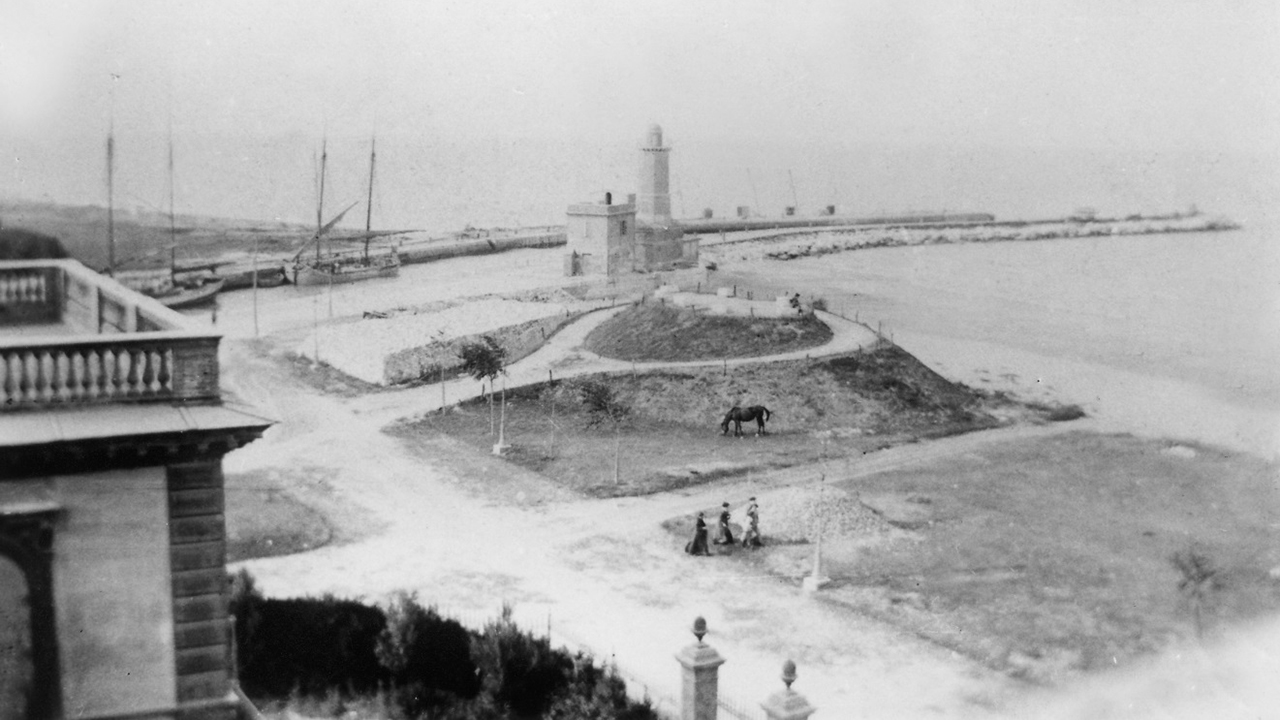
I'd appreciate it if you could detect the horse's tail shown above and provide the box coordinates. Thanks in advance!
[763,407,772,422]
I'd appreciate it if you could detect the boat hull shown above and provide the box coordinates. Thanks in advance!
[158,278,224,309]
[291,256,401,286]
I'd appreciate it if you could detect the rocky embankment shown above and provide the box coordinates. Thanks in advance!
[708,214,1240,262]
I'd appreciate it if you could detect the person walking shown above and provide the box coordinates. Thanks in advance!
[685,512,711,556]
[742,496,762,548]
[714,502,735,546]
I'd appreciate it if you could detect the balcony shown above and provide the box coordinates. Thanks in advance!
[1,259,220,411]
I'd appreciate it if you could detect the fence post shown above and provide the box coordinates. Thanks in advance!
[760,660,816,720]
[676,617,725,720]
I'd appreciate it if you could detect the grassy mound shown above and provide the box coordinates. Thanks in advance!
[401,344,1029,496]
[583,302,833,361]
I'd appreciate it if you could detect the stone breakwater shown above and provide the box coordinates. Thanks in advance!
[707,215,1240,263]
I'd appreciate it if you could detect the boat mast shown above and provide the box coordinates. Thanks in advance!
[315,138,328,264]
[364,136,376,261]
[106,126,115,276]
[168,130,177,281]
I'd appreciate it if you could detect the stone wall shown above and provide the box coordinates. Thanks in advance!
[51,467,178,717]
[383,312,572,386]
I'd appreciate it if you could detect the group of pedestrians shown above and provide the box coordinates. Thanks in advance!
[686,497,763,556]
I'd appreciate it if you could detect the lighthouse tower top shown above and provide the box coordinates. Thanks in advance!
[646,123,664,149]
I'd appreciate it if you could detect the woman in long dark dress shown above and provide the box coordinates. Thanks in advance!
[715,502,735,545]
[685,512,711,556]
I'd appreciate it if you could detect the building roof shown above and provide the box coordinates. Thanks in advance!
[0,401,274,449]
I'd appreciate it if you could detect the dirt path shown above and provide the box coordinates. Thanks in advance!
[345,306,880,428]
[220,324,1104,717]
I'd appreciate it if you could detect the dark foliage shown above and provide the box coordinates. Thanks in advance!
[231,573,658,719]
[377,593,482,716]
[576,379,631,430]
[472,608,574,717]
[458,336,507,384]
[545,653,660,720]
[229,569,389,698]
[0,228,69,260]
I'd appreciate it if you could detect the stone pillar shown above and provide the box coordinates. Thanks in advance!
[675,616,725,720]
[761,660,816,720]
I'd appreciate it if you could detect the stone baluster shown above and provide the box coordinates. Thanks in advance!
[144,349,160,394]
[158,348,173,393]
[101,349,117,399]
[54,352,71,402]
[0,352,12,405]
[69,351,86,401]
[761,660,816,720]
[21,351,38,404]
[85,350,102,400]
[676,616,725,720]
[127,348,145,396]
[36,350,54,403]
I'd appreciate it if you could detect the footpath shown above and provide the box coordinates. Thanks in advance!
[346,304,880,428]
[221,298,1035,718]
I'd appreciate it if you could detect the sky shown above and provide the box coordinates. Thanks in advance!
[5,0,1278,148]
[2,1,1279,225]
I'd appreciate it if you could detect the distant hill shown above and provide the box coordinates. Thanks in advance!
[0,199,314,271]
[0,227,69,260]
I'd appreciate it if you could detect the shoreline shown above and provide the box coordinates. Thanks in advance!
[895,327,1280,461]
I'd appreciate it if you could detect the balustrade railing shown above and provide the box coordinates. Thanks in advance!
[1,260,221,411]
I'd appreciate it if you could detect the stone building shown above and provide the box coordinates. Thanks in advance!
[0,259,271,719]
[564,124,698,276]
[564,192,636,276]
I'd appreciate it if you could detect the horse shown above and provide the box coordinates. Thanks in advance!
[720,405,772,437]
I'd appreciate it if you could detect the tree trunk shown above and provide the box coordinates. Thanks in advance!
[613,424,621,485]
[488,381,495,436]
[498,376,507,446]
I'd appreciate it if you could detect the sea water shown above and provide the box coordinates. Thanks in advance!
[751,222,1280,457]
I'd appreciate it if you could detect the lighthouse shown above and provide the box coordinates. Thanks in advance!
[634,123,695,270]
[637,123,673,224]
[563,123,697,276]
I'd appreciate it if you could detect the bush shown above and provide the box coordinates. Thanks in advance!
[472,606,574,717]
[229,569,389,698]
[546,653,660,720]
[231,572,658,719]
[377,592,482,716]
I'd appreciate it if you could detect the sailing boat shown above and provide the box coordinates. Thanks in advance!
[290,137,403,285]
[109,131,224,308]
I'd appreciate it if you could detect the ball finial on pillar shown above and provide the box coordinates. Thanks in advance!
[761,659,816,720]
[692,616,707,643]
